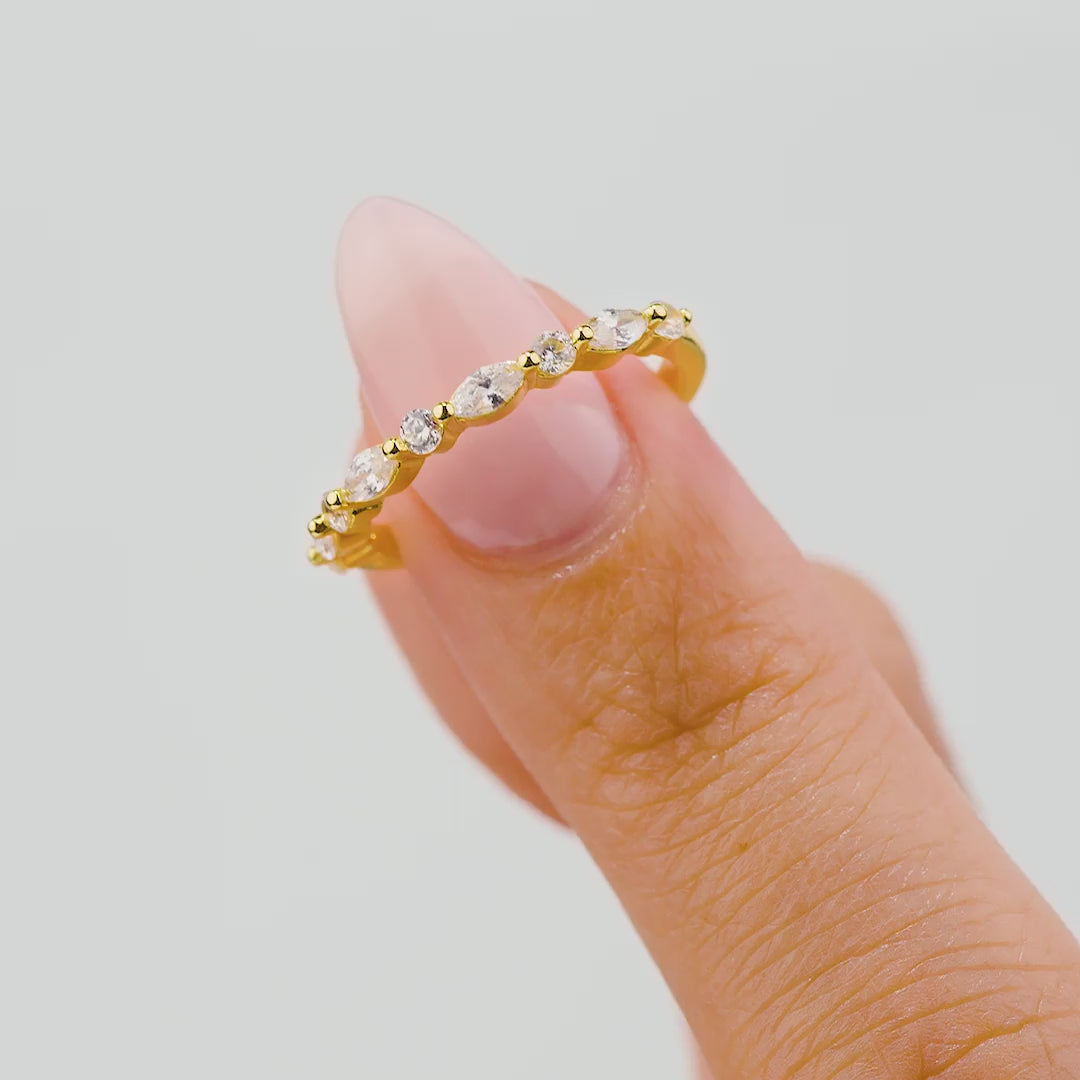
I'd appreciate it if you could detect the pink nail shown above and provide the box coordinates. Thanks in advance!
[336,198,627,552]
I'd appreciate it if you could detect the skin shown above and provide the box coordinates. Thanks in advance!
[337,200,1080,1078]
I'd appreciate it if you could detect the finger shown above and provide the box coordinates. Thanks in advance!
[379,477,954,1080]
[369,565,558,818]
[813,562,950,766]
[691,564,947,1080]
[337,199,1080,1078]
[535,275,952,764]
[537,291,964,1080]
[372,556,945,826]
[368,270,947,822]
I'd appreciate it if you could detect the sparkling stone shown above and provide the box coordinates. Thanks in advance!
[588,308,646,351]
[344,446,398,503]
[327,510,352,534]
[532,329,576,376]
[654,304,686,340]
[450,361,525,419]
[311,534,337,561]
[399,408,442,455]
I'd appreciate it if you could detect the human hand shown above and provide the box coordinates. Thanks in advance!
[329,198,1080,1079]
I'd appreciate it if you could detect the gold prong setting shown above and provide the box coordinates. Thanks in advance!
[652,301,689,341]
[450,360,526,420]
[586,308,648,352]
[399,408,442,455]
[307,303,705,568]
[309,532,337,564]
[570,323,594,348]
[344,446,399,503]
[530,329,576,377]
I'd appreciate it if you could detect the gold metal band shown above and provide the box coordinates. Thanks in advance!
[307,303,706,571]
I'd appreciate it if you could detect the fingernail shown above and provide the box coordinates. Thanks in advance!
[336,198,627,552]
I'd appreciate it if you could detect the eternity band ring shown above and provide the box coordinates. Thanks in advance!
[307,303,706,571]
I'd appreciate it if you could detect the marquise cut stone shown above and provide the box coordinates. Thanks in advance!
[654,304,686,340]
[327,509,352,534]
[400,408,441,455]
[532,329,576,376]
[311,534,337,561]
[450,361,525,419]
[588,308,646,351]
[344,446,398,503]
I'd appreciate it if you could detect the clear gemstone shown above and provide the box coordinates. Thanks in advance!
[399,408,442,455]
[588,308,646,351]
[654,304,686,340]
[311,534,337,561]
[327,510,352,533]
[450,360,525,419]
[532,329,575,376]
[344,446,398,503]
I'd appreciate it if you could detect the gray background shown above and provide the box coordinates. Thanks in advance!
[3,2,1079,1076]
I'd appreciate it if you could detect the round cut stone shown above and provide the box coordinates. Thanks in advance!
[450,361,525,419]
[344,446,398,503]
[532,329,575,376]
[588,308,646,351]
[399,408,442,455]
[654,304,686,340]
[311,534,337,561]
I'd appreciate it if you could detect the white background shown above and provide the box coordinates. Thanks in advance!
[3,3,1079,1077]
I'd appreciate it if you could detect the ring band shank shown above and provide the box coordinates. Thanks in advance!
[313,314,706,572]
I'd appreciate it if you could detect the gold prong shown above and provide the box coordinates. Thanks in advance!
[680,308,692,324]
[432,400,454,423]
[381,436,409,457]
[307,547,324,565]
[518,350,542,371]
[571,323,594,348]
[308,514,329,537]
[323,489,347,511]
[644,303,668,326]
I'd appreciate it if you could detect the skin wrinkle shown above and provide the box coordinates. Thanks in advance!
[752,897,999,1064]
[418,405,1080,1078]
[543,523,1080,1076]
[577,619,795,748]
[676,727,885,932]
[728,855,965,991]
[762,920,1080,1079]
[565,643,846,811]
[566,685,871,926]
[532,500,810,760]
[806,1000,1068,1080]
[581,669,831,817]
[756,895,1038,1056]
[814,926,1049,1027]
[806,986,1035,1078]
[732,857,984,989]
[719,720,886,893]
[909,1011,1079,1080]
[688,766,897,986]
[725,830,940,951]
[1032,1010,1061,1077]
[821,960,1078,1060]
[610,717,837,866]
[737,890,1000,1020]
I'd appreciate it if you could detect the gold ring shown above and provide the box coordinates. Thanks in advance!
[307,303,706,571]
